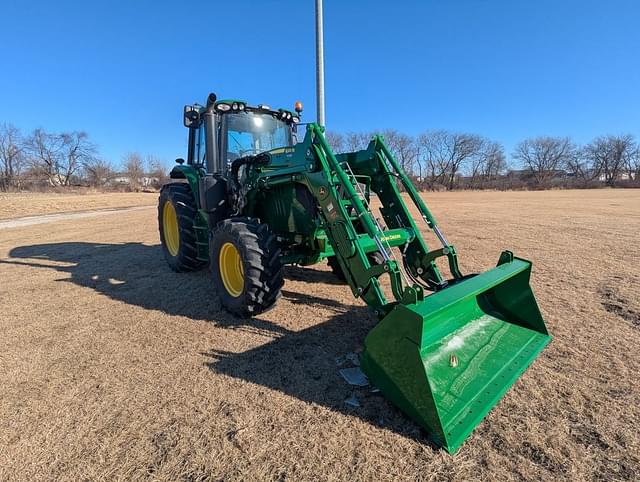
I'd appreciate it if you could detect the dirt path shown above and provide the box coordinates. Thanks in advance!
[0,192,157,219]
[0,189,638,481]
[0,205,154,230]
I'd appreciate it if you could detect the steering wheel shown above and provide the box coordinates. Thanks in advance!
[239,148,260,157]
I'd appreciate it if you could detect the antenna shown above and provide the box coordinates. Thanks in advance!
[315,0,325,127]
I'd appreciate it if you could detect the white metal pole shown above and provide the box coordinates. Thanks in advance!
[315,0,325,127]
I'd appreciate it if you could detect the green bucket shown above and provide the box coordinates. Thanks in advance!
[360,252,551,453]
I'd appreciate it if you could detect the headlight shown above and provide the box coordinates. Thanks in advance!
[238,103,245,111]
[232,102,239,110]
[292,116,300,123]
[216,103,231,112]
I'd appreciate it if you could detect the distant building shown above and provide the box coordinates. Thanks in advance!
[106,174,160,187]
[597,172,635,182]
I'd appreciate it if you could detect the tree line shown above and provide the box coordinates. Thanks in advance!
[0,123,167,191]
[2,121,639,192]
[326,130,640,189]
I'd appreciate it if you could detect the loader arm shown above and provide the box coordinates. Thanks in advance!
[299,123,464,316]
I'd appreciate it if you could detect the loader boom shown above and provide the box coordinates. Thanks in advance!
[247,123,461,314]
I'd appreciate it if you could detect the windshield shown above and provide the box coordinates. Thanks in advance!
[224,112,292,164]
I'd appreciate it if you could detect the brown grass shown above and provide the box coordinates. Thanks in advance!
[0,189,639,481]
[0,192,157,219]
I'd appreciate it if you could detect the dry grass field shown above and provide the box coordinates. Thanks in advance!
[0,189,639,481]
[0,192,157,219]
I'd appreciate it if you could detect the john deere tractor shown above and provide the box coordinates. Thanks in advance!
[158,93,551,453]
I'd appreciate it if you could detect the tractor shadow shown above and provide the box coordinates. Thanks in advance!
[201,294,434,446]
[283,265,343,285]
[3,241,435,447]
[3,241,284,334]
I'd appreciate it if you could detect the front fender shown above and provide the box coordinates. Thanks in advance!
[169,164,202,208]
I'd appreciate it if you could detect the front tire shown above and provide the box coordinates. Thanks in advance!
[210,217,284,317]
[158,183,205,272]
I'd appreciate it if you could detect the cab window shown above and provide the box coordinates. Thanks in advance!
[224,112,292,165]
[194,123,206,166]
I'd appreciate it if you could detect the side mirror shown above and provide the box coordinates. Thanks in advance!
[183,105,200,128]
[175,158,185,165]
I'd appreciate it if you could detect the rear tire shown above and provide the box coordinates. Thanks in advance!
[210,217,284,317]
[158,183,205,272]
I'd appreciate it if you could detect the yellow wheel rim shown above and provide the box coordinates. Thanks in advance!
[163,201,180,257]
[219,242,244,297]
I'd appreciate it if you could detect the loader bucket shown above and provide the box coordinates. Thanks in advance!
[360,252,551,454]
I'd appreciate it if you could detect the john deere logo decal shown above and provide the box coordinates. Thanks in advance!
[381,234,401,242]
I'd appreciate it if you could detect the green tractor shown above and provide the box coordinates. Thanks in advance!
[158,93,551,453]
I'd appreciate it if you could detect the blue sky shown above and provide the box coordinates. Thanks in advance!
[2,0,639,167]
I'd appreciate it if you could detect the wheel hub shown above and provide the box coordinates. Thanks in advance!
[163,201,180,256]
[219,242,244,297]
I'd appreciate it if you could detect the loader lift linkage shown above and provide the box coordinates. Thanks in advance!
[158,93,551,453]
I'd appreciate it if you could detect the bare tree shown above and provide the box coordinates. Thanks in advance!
[24,128,64,186]
[0,123,24,190]
[324,131,345,153]
[58,131,96,186]
[582,135,637,186]
[381,129,418,174]
[565,148,600,186]
[627,143,640,181]
[344,131,372,152]
[466,141,506,188]
[146,155,168,189]
[23,129,96,186]
[417,132,443,187]
[482,142,507,180]
[418,131,486,190]
[123,152,145,190]
[512,136,575,186]
[83,158,114,187]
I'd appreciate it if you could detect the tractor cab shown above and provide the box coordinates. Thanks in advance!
[222,108,294,164]
[180,93,301,176]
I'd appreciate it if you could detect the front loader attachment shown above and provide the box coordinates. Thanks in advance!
[360,253,551,454]
[291,126,550,453]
